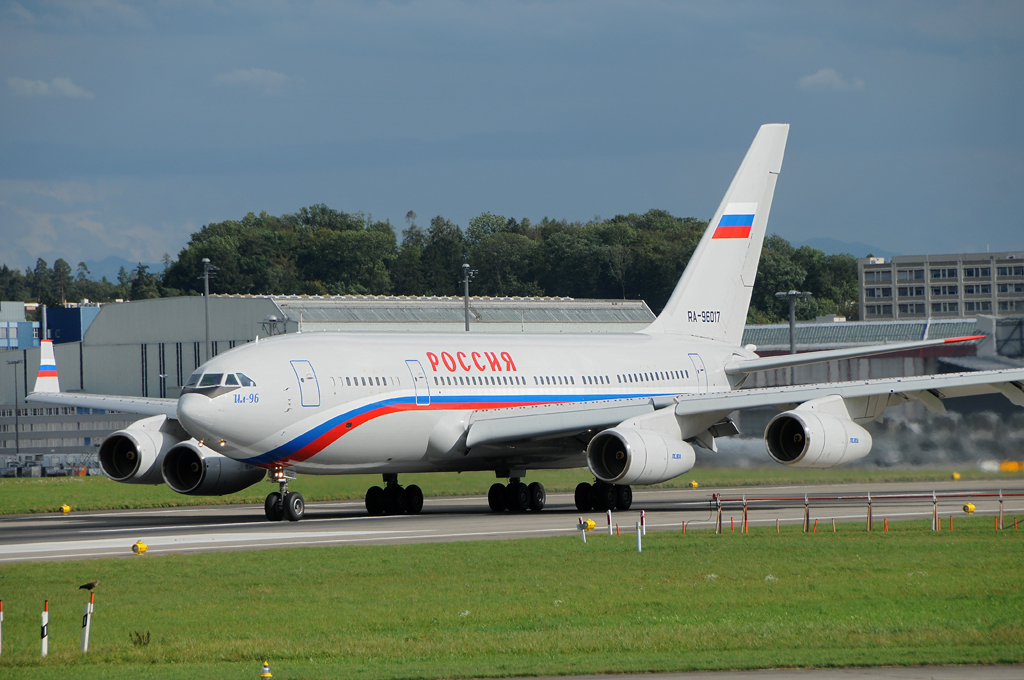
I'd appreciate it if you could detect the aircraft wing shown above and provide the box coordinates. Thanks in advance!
[674,368,1024,417]
[25,391,179,418]
[466,397,658,447]
[724,335,985,376]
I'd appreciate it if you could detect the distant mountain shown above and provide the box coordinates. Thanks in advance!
[795,237,900,260]
[80,256,164,282]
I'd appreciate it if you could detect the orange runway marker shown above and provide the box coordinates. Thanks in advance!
[812,519,817,533]
[776,519,779,534]
[731,517,734,532]
[616,523,620,536]
[884,517,888,532]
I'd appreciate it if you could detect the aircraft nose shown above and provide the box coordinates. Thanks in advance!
[177,392,216,438]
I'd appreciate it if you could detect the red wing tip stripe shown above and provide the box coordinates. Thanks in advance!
[712,225,753,238]
[943,335,986,343]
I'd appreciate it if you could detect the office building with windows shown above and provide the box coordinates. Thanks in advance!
[858,251,1024,320]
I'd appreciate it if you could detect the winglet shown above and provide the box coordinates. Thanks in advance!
[33,339,61,394]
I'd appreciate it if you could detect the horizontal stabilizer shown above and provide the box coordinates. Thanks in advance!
[26,391,179,418]
[724,335,985,376]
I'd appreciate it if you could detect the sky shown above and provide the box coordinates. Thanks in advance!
[2,0,1023,272]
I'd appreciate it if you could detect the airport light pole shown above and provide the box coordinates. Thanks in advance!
[462,263,477,332]
[775,290,813,355]
[199,258,218,362]
[7,359,22,455]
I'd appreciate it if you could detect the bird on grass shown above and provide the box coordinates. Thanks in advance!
[79,581,99,591]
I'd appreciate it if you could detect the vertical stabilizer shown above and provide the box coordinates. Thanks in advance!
[645,123,789,343]
[33,339,61,394]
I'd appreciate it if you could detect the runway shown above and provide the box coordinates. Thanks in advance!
[1,480,1022,563]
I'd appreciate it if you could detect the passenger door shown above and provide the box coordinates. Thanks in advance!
[290,360,321,407]
[688,353,708,395]
[405,359,430,406]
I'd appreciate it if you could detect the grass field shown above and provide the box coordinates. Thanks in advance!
[3,467,1022,516]
[0,516,1021,679]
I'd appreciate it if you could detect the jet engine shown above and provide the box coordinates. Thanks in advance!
[764,409,872,468]
[587,428,695,485]
[161,441,265,496]
[98,415,190,484]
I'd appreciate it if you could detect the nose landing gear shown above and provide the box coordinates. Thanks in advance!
[264,468,305,522]
[365,474,424,516]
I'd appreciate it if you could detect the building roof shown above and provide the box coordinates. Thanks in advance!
[741,319,979,350]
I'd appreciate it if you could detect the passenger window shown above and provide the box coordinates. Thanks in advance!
[346,377,351,386]
[434,377,438,385]
[200,374,222,387]
[186,372,202,387]
[225,374,239,386]
[382,377,387,386]
[361,377,366,386]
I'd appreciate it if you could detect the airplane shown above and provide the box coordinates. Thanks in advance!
[27,123,1024,522]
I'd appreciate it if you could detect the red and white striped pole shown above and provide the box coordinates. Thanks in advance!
[81,592,95,652]
[640,510,646,536]
[41,600,49,658]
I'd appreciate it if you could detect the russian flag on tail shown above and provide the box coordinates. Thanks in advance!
[33,339,61,394]
[712,202,757,239]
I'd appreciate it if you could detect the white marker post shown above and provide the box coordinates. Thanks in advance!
[636,521,642,552]
[81,592,94,652]
[641,510,646,536]
[607,509,612,535]
[578,517,586,544]
[1,599,4,656]
[41,600,49,658]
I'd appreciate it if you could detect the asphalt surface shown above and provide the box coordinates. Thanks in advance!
[1,480,1022,563]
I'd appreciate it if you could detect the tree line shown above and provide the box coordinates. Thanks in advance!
[1,204,860,323]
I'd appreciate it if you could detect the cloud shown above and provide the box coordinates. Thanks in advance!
[8,1,34,21]
[215,68,289,96]
[798,68,864,91]
[7,76,94,99]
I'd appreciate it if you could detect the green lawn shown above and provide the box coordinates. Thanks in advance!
[0,517,1021,679]
[3,467,1021,516]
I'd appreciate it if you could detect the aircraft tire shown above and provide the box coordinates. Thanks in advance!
[264,492,284,521]
[614,484,633,510]
[574,482,593,512]
[384,485,407,515]
[405,484,424,515]
[504,482,530,513]
[528,482,546,511]
[590,482,615,512]
[284,492,305,521]
[487,483,507,512]
[365,486,386,515]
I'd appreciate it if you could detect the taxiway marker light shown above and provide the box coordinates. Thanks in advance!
[963,503,976,514]
[60,504,70,514]
[261,660,273,678]
[952,472,961,481]
[132,540,148,555]
[687,480,698,489]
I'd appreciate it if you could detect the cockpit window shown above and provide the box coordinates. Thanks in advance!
[237,373,256,387]
[200,373,223,387]
[225,374,239,386]
[185,372,202,387]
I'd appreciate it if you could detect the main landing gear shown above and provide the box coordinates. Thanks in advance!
[487,478,546,512]
[365,474,424,516]
[265,468,305,522]
[574,481,632,512]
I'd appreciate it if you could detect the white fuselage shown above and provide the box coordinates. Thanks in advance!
[176,330,747,475]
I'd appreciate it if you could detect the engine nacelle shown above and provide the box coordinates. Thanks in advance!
[587,427,695,485]
[765,410,872,468]
[98,415,190,484]
[161,442,265,496]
